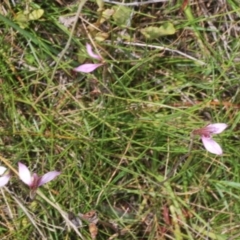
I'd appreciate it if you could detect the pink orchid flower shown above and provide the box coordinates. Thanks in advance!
[192,123,227,155]
[0,166,11,187]
[74,43,103,73]
[18,162,60,198]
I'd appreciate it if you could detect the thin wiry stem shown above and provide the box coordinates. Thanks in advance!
[50,0,88,81]
[158,136,194,186]
[4,187,47,239]
[37,190,85,239]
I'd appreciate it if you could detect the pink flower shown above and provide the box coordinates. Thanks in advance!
[74,43,103,73]
[18,162,60,198]
[0,166,11,187]
[193,123,227,155]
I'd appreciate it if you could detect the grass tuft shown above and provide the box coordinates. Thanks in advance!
[0,0,240,239]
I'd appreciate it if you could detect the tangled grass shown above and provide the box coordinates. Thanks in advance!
[0,0,240,239]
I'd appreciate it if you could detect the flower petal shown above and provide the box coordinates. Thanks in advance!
[206,123,228,134]
[38,171,61,187]
[201,136,223,155]
[31,173,40,188]
[18,162,32,186]
[0,166,7,175]
[0,174,10,187]
[73,63,103,73]
[86,43,102,60]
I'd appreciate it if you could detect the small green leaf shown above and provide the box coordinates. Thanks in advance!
[14,9,44,29]
[102,8,114,20]
[100,8,114,24]
[95,32,109,42]
[14,11,29,29]
[112,6,132,27]
[29,9,44,21]
[140,22,176,39]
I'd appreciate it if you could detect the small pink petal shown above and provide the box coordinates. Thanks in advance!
[18,162,32,186]
[0,174,10,187]
[86,43,102,60]
[38,171,61,187]
[205,123,227,134]
[201,136,223,155]
[0,166,7,175]
[74,63,103,73]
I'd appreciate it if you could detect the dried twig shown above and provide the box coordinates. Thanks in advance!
[122,41,206,65]
[103,0,168,6]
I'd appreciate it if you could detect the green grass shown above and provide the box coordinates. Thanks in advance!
[0,0,240,239]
